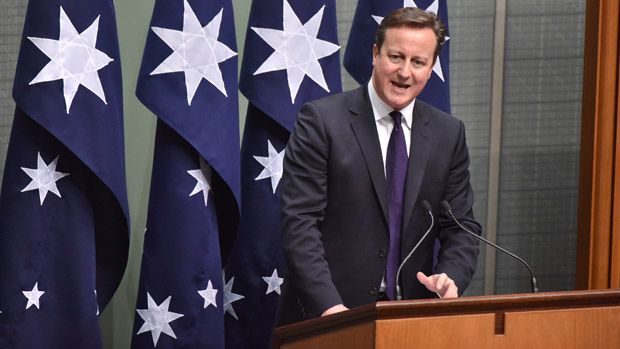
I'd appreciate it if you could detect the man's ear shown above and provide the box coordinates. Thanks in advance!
[372,44,379,66]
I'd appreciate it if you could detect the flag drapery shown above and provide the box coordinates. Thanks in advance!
[224,0,342,348]
[0,1,454,347]
[344,0,451,113]
[0,0,129,347]
[130,0,240,348]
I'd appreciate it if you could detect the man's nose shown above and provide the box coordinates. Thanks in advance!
[397,61,411,77]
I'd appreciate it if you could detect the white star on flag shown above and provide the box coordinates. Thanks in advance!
[223,275,245,320]
[136,293,184,346]
[21,152,69,206]
[251,0,340,104]
[372,0,448,81]
[197,280,218,309]
[187,157,213,207]
[150,0,237,105]
[23,282,45,310]
[254,140,285,194]
[28,7,113,114]
[262,269,284,295]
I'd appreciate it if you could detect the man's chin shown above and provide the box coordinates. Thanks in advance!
[386,97,414,110]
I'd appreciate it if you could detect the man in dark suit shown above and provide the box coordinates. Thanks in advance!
[278,7,481,323]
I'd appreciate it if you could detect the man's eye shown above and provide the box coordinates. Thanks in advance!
[388,55,402,62]
[413,60,426,67]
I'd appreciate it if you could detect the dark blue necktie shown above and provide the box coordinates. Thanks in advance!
[386,111,408,300]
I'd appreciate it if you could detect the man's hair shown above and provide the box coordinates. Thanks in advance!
[374,7,446,61]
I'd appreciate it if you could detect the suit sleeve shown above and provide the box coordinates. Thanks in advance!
[435,119,481,294]
[280,102,343,315]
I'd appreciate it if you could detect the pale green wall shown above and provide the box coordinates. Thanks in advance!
[102,1,250,348]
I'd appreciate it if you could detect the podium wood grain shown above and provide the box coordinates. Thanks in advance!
[274,289,620,349]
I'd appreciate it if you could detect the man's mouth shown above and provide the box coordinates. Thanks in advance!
[391,81,410,89]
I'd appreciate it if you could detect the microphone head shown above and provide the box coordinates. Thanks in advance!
[440,200,452,213]
[421,200,432,211]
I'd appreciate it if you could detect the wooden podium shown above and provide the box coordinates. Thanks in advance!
[273,289,620,349]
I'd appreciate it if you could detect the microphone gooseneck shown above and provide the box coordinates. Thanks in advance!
[440,200,539,293]
[395,200,434,301]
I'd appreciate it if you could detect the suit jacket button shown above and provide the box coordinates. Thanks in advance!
[369,286,378,295]
[379,248,387,258]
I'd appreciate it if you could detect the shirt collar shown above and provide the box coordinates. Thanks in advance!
[367,80,415,129]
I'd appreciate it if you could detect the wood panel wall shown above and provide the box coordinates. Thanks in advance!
[576,0,620,289]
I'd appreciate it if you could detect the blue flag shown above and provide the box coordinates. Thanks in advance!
[224,0,341,348]
[130,0,240,348]
[0,1,129,347]
[344,0,451,113]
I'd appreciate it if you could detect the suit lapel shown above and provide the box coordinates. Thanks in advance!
[348,89,389,223]
[402,102,431,233]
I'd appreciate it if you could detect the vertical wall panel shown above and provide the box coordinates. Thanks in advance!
[496,1,584,294]
[578,0,620,290]
[0,0,26,183]
[446,0,495,296]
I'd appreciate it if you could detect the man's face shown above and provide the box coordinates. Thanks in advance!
[371,26,436,110]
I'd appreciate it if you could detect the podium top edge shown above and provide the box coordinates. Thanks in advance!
[274,288,620,343]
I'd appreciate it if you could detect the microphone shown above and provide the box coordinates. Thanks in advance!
[440,200,539,293]
[396,200,434,301]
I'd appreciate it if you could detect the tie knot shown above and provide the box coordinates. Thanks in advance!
[389,111,402,128]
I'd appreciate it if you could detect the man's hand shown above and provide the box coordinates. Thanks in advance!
[416,272,458,298]
[321,304,349,316]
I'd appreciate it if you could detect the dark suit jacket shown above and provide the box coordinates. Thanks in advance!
[278,86,481,324]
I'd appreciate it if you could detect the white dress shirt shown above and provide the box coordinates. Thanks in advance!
[367,82,415,174]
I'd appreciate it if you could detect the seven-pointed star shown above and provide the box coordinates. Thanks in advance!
[150,0,237,105]
[251,0,340,104]
[28,6,113,114]
[223,275,245,320]
[197,280,218,309]
[187,157,212,207]
[262,269,284,295]
[21,152,69,206]
[254,140,285,194]
[136,293,184,347]
[372,0,448,81]
[23,282,45,310]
